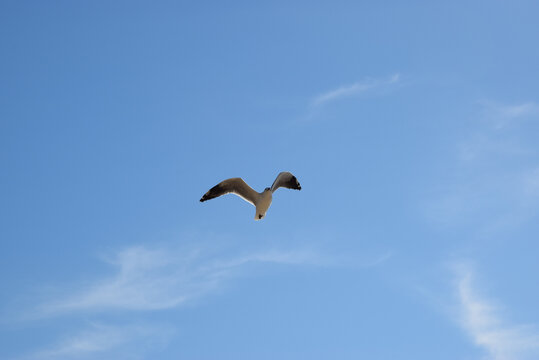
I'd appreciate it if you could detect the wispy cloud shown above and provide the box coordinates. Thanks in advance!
[15,244,324,359]
[424,98,539,231]
[19,242,390,359]
[522,167,539,199]
[311,73,400,107]
[479,100,539,129]
[25,323,173,360]
[454,263,539,360]
[39,245,324,315]
[358,251,393,267]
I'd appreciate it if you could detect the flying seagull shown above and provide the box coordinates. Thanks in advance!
[200,172,301,220]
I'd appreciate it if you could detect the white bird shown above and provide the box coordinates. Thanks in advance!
[200,172,301,220]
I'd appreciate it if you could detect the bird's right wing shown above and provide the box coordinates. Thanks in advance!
[200,178,258,206]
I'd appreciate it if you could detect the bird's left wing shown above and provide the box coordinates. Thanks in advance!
[270,172,301,192]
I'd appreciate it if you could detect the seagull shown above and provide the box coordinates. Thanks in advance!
[200,172,301,220]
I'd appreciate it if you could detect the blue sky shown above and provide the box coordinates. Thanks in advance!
[1,1,539,359]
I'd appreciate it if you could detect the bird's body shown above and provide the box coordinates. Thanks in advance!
[255,189,273,220]
[200,172,301,220]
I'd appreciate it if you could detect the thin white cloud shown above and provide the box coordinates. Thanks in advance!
[522,167,539,199]
[21,243,390,359]
[39,245,324,315]
[357,251,393,267]
[311,73,400,106]
[479,100,539,129]
[454,264,539,360]
[14,245,325,359]
[25,323,173,360]
[424,98,539,231]
[499,103,538,119]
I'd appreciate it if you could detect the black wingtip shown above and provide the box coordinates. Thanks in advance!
[292,176,301,190]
